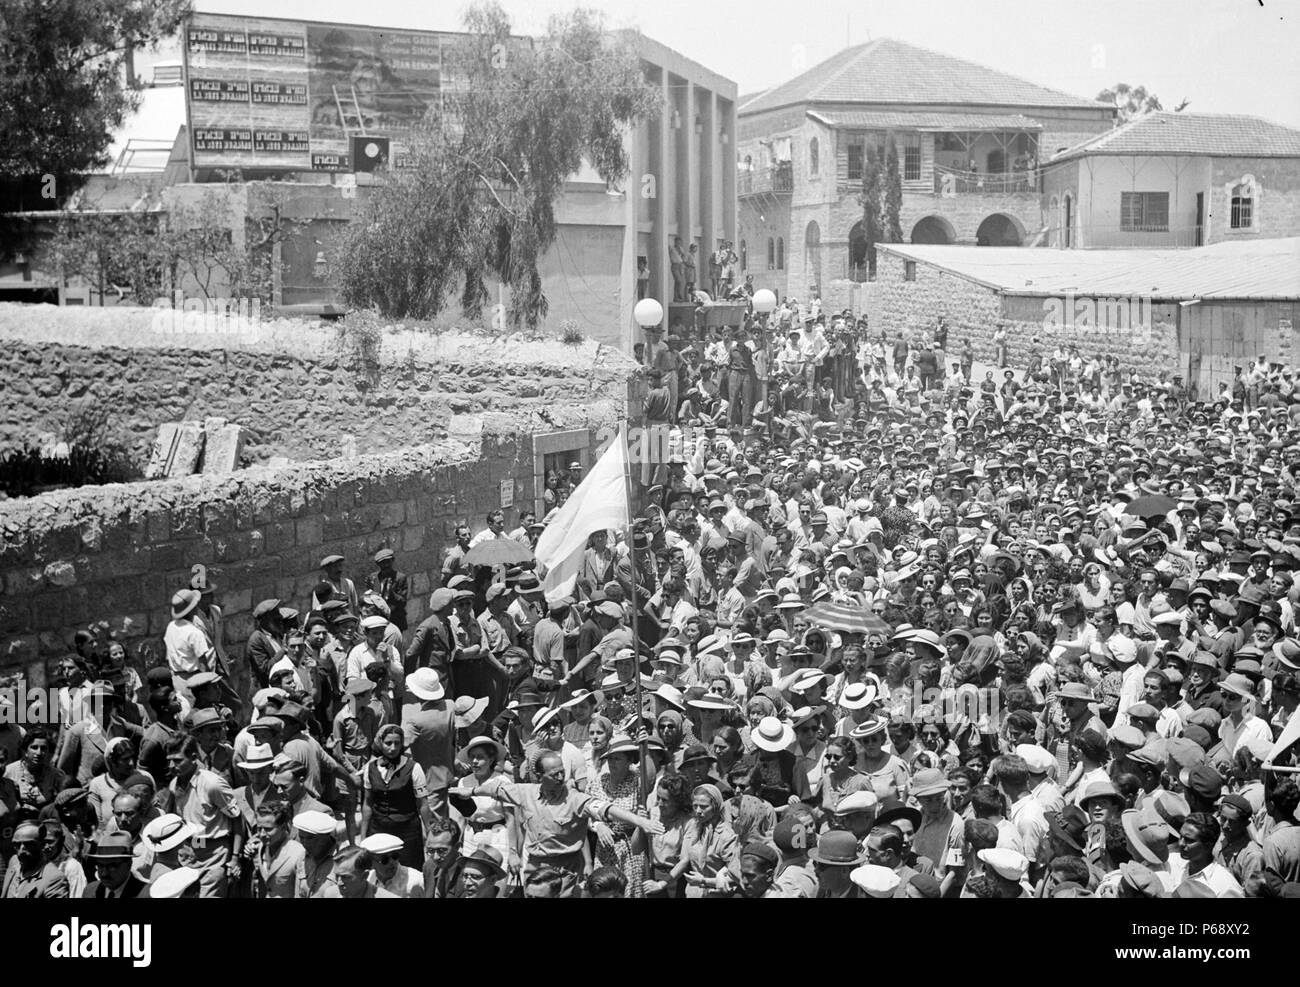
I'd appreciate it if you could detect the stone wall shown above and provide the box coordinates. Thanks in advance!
[1209,157,1300,244]
[867,250,1002,356]
[0,304,636,465]
[865,250,1180,376]
[0,413,619,685]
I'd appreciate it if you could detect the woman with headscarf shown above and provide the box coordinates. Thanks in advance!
[663,783,739,898]
[360,724,431,869]
[590,735,647,898]
[740,696,776,753]
[654,709,695,770]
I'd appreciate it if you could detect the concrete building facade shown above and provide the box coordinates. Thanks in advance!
[1041,113,1300,250]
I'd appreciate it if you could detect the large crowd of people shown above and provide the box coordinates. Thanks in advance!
[4,298,1300,900]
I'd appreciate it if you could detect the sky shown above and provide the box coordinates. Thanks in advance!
[176,0,1300,127]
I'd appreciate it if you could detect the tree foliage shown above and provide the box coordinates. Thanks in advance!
[332,2,661,329]
[883,138,904,245]
[0,0,191,208]
[45,184,293,305]
[857,147,884,276]
[1096,83,1188,125]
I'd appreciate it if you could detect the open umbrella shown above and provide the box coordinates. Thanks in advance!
[463,537,534,567]
[800,600,888,636]
[1123,495,1177,520]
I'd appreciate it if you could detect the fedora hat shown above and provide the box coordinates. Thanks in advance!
[806,830,867,867]
[142,814,197,853]
[86,832,135,861]
[1122,808,1171,865]
[236,743,276,771]
[751,715,795,753]
[407,668,446,702]
[461,845,507,880]
[170,589,201,619]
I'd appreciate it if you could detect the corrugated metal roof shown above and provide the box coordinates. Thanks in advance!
[742,38,1108,117]
[807,110,1042,131]
[1050,112,1300,163]
[879,238,1300,300]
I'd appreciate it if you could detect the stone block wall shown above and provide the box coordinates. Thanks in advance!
[0,414,618,686]
[0,304,636,465]
[1208,157,1300,244]
[866,250,1180,376]
[867,250,1002,355]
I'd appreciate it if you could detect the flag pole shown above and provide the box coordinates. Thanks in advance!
[618,421,656,881]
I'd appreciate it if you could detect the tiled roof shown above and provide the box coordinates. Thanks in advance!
[878,238,1300,301]
[741,38,1107,116]
[1049,112,1300,162]
[807,110,1042,131]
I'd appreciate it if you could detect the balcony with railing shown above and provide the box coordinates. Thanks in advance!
[1065,224,1203,249]
[739,161,793,197]
[932,164,1037,196]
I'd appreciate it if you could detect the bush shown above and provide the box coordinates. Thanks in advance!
[0,442,142,497]
[560,320,584,345]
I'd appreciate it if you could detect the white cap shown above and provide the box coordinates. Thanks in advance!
[850,864,902,898]
[978,847,1029,881]
[148,866,201,898]
[1014,744,1056,775]
[360,833,404,855]
[293,811,337,836]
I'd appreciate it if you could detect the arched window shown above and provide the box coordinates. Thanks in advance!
[809,137,819,176]
[739,240,747,270]
[1048,196,1059,247]
[767,237,775,270]
[1231,181,1254,229]
[804,221,822,291]
[743,154,753,171]
[777,237,785,270]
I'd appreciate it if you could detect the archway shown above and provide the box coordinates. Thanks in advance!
[975,213,1024,246]
[848,220,870,280]
[910,215,956,245]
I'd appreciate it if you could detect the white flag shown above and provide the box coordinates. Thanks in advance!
[535,426,630,595]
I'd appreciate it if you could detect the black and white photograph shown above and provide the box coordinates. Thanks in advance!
[0,0,1297,949]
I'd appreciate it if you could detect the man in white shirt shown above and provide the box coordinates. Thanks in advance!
[469,509,509,548]
[165,590,216,714]
[1176,813,1244,898]
[995,755,1049,867]
[1217,674,1273,758]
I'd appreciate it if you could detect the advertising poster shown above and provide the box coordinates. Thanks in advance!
[183,12,448,171]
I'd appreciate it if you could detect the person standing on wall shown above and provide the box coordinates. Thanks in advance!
[670,237,686,303]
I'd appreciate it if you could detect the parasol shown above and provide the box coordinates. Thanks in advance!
[800,600,888,636]
[463,537,535,567]
[1122,495,1177,520]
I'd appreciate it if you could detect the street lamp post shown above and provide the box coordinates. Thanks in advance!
[628,296,663,826]
[751,289,777,440]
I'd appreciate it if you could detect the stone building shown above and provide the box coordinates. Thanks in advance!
[1041,111,1300,249]
[735,38,1113,306]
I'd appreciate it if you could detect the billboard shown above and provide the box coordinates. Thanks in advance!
[183,12,450,171]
